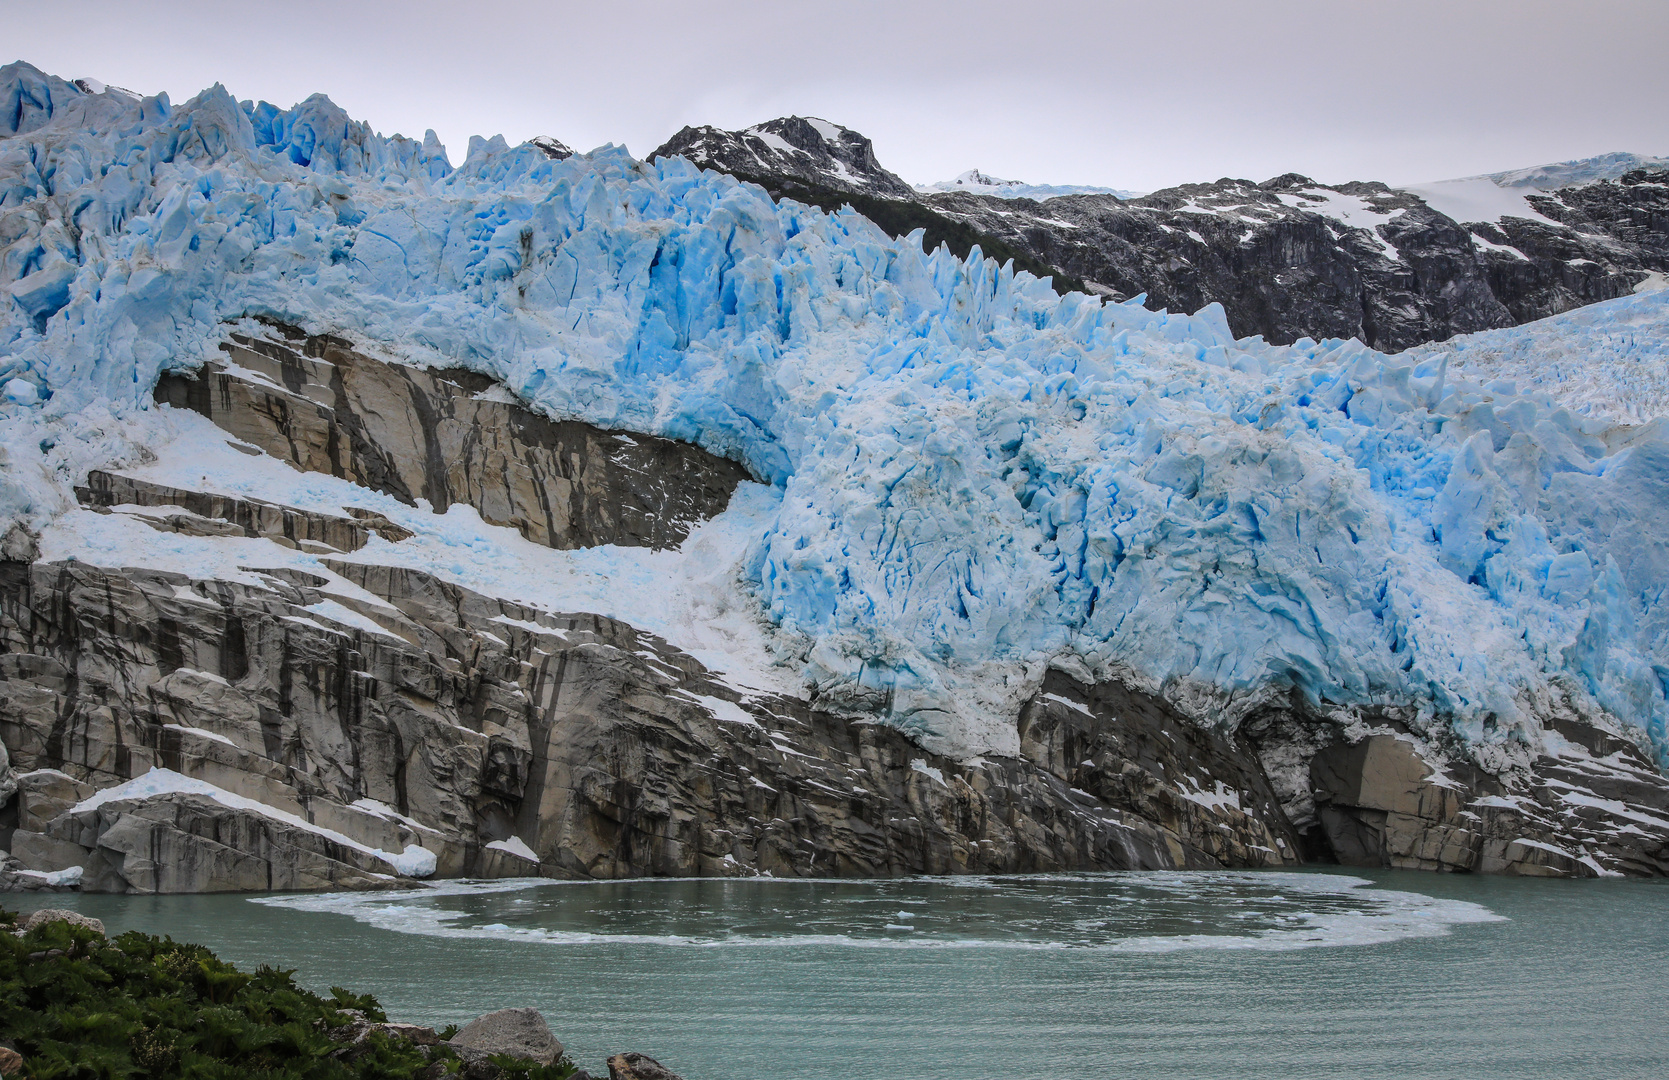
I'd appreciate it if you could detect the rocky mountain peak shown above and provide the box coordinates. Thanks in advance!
[529,135,573,160]
[650,115,916,198]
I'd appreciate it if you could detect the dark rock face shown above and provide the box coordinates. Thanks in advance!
[529,136,573,161]
[651,115,1669,350]
[1478,169,1669,323]
[926,173,1666,350]
[154,332,750,551]
[650,116,917,199]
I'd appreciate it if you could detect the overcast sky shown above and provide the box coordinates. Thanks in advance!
[12,0,1669,191]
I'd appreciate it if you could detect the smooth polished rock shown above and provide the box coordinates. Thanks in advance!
[21,908,103,935]
[448,1008,562,1066]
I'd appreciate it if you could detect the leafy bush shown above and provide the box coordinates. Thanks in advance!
[0,908,577,1080]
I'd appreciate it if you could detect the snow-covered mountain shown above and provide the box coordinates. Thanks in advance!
[650,115,916,198]
[528,135,573,160]
[3,61,1669,889]
[928,168,1669,350]
[915,168,1141,201]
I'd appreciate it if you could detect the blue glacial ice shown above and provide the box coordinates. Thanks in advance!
[2,61,1667,764]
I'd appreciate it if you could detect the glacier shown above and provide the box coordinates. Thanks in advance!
[3,60,1668,769]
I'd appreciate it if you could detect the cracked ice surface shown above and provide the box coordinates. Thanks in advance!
[2,61,1668,764]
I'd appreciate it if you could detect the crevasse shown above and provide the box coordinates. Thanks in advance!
[2,61,1666,765]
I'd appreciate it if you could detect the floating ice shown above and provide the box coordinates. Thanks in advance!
[250,872,1505,953]
[3,61,1667,765]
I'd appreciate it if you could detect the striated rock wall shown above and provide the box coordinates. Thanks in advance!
[76,470,410,553]
[0,554,1303,892]
[154,331,750,551]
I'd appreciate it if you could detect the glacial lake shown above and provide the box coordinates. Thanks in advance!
[10,869,1667,1079]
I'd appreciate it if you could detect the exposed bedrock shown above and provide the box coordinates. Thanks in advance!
[924,172,1669,351]
[75,470,410,554]
[0,556,1303,892]
[153,330,750,551]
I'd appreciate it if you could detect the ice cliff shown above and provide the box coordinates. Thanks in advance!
[3,61,1667,768]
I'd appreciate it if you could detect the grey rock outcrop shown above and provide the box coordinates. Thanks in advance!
[0,737,15,808]
[76,470,408,553]
[652,117,915,199]
[448,1008,563,1066]
[607,1053,683,1080]
[154,330,750,551]
[19,908,103,935]
[1251,714,1669,877]
[0,523,38,564]
[29,792,400,893]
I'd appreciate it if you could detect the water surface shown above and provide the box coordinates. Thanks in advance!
[11,869,1666,1079]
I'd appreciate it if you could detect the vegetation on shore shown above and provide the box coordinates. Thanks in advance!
[0,907,577,1080]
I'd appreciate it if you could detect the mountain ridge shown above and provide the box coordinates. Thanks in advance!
[653,113,1669,350]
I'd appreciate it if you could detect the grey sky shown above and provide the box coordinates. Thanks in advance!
[12,0,1669,192]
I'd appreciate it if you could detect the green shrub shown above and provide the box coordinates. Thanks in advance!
[0,907,445,1079]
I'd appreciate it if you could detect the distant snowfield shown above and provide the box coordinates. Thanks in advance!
[916,169,1142,201]
[1398,178,1562,226]
[4,62,1669,766]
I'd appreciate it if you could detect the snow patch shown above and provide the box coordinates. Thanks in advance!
[910,759,946,785]
[70,768,437,877]
[486,835,539,863]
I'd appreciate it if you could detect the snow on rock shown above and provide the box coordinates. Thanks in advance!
[70,767,437,877]
[384,845,439,877]
[4,61,1669,768]
[1398,178,1562,228]
[14,865,84,886]
[485,836,540,863]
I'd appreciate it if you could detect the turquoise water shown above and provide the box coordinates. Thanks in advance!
[9,870,1667,1079]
